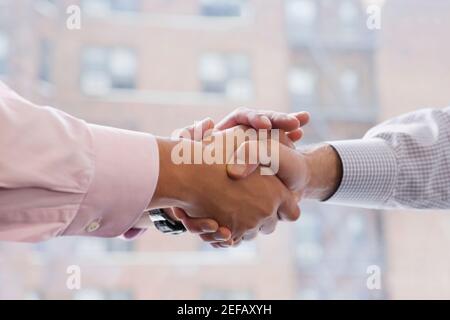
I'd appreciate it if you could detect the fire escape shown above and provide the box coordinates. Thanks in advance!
[286,0,384,299]
[286,0,378,141]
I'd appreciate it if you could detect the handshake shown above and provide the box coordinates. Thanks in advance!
[148,108,342,248]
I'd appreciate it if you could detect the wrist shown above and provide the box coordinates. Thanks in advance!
[302,143,343,201]
[149,137,194,209]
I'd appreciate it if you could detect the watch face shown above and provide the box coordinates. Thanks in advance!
[151,210,186,235]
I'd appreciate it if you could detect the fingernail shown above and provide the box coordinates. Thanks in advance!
[201,224,217,233]
[292,112,310,122]
[214,234,228,241]
[228,164,247,177]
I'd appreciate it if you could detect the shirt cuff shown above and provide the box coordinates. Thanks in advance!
[325,139,398,208]
[62,124,159,238]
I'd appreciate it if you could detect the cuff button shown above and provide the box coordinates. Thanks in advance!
[86,220,101,233]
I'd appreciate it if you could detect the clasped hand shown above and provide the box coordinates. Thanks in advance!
[151,108,311,248]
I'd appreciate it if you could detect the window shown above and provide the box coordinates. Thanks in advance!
[34,0,57,13]
[346,215,366,243]
[289,67,317,108]
[0,31,9,75]
[200,0,245,17]
[296,242,324,267]
[36,0,56,5]
[295,211,323,268]
[38,40,51,82]
[339,68,360,105]
[338,0,359,27]
[82,0,110,16]
[285,0,318,43]
[112,0,139,12]
[81,0,139,16]
[81,47,137,95]
[289,68,317,97]
[285,0,317,27]
[199,53,252,101]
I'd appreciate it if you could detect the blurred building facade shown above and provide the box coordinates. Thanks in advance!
[0,0,407,299]
[378,0,450,299]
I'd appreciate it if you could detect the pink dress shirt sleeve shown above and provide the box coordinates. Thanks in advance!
[0,82,159,242]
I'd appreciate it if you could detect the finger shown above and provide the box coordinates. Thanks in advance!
[290,111,310,127]
[216,243,232,249]
[216,108,273,131]
[278,130,296,148]
[222,125,293,148]
[277,193,301,222]
[229,141,306,194]
[226,140,260,180]
[223,239,234,246]
[200,234,221,242]
[200,227,232,242]
[216,108,304,132]
[260,112,300,131]
[183,218,219,234]
[194,117,215,140]
[259,216,278,235]
[287,128,304,142]
[216,226,232,241]
[211,238,234,248]
[171,207,219,233]
[227,139,283,179]
[171,207,188,220]
[178,118,215,141]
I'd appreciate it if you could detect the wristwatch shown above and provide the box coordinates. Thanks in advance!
[146,209,186,235]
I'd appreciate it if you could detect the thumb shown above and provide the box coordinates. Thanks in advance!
[227,139,281,179]
[227,140,306,193]
[227,141,260,179]
[277,193,301,222]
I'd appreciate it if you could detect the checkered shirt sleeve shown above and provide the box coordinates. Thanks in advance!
[326,107,450,209]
